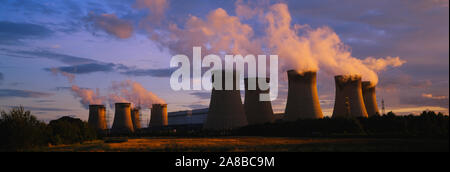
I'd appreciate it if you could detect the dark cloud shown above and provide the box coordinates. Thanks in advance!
[185,104,209,110]
[0,72,3,85]
[47,63,116,74]
[5,105,73,112]
[0,89,53,98]
[0,21,53,45]
[400,94,449,109]
[121,68,176,77]
[2,49,98,65]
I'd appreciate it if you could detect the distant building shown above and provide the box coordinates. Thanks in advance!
[168,108,208,126]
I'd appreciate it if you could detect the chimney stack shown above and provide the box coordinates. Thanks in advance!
[332,75,369,118]
[285,70,323,121]
[244,78,274,125]
[88,105,107,132]
[131,108,141,130]
[112,103,134,133]
[204,70,248,130]
[362,81,380,117]
[150,104,168,127]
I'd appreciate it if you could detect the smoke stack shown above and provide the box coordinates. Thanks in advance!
[150,104,168,127]
[362,81,380,117]
[332,75,369,118]
[112,103,134,133]
[285,70,323,120]
[244,78,274,125]
[131,108,141,130]
[204,70,248,130]
[88,105,107,131]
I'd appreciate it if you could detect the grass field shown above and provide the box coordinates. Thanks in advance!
[38,137,449,152]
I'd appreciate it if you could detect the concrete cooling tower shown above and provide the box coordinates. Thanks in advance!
[285,70,323,121]
[112,103,134,133]
[332,75,369,118]
[244,78,274,125]
[131,108,141,130]
[204,70,248,130]
[362,81,380,117]
[88,105,107,131]
[150,104,168,127]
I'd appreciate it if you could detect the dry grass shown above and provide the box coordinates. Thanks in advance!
[39,137,449,152]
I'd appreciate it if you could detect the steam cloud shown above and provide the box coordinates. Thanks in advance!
[70,85,105,108]
[108,80,165,108]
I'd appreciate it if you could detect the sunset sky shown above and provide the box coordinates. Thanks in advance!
[0,0,448,122]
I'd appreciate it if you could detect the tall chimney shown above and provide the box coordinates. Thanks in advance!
[285,70,323,120]
[131,108,141,130]
[88,105,107,131]
[112,103,134,133]
[244,78,274,125]
[362,81,380,117]
[150,104,168,127]
[332,75,369,118]
[204,70,248,130]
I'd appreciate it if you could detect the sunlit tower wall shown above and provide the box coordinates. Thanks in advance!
[244,78,274,125]
[332,75,369,118]
[362,81,380,117]
[88,105,107,132]
[285,70,324,121]
[112,103,134,133]
[149,104,168,127]
[131,108,141,130]
[204,70,248,130]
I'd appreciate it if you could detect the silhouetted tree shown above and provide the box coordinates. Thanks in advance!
[0,107,48,151]
[48,116,97,145]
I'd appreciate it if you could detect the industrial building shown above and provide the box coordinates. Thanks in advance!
[362,81,380,117]
[332,75,369,118]
[149,104,168,127]
[285,70,323,120]
[204,70,248,130]
[88,105,107,132]
[244,78,274,125]
[111,103,135,133]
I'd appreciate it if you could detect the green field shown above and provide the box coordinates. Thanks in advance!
[37,137,449,152]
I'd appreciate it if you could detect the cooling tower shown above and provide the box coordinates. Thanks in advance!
[111,103,134,133]
[131,108,141,130]
[150,104,168,127]
[204,70,248,130]
[88,105,107,131]
[362,81,380,117]
[244,78,274,125]
[285,70,323,121]
[332,75,369,118]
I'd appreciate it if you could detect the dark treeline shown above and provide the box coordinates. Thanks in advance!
[236,111,449,138]
[0,107,97,151]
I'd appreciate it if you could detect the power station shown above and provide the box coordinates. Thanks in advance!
[362,81,380,117]
[244,77,274,125]
[131,108,141,130]
[285,70,323,120]
[204,70,248,130]
[112,103,135,133]
[332,75,369,118]
[88,105,107,132]
[150,104,168,127]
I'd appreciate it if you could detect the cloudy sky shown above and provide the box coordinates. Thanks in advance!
[0,0,448,122]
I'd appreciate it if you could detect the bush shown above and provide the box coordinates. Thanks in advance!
[48,116,97,145]
[0,107,49,151]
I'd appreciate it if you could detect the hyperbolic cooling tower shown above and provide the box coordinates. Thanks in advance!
[88,105,107,131]
[204,70,248,130]
[150,104,168,127]
[284,70,324,121]
[362,81,380,117]
[131,108,141,130]
[332,75,369,118]
[244,78,274,125]
[112,103,134,133]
